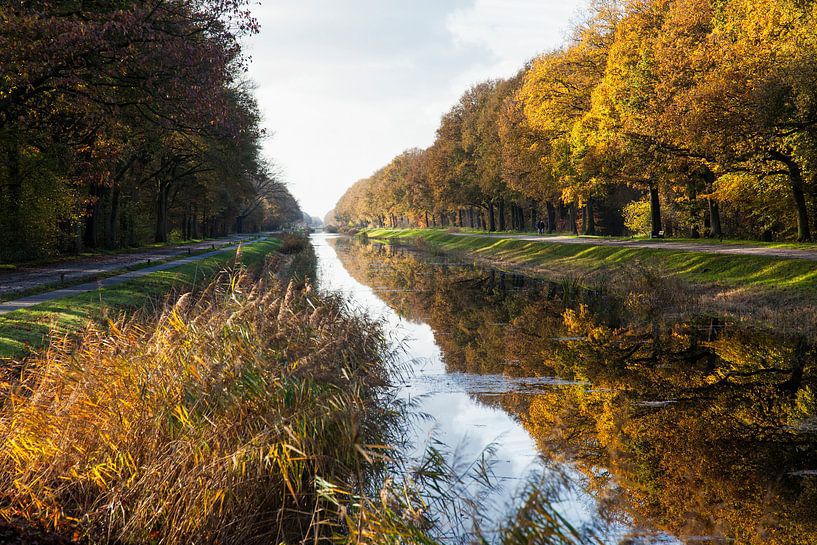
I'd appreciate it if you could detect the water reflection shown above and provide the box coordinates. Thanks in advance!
[316,234,817,545]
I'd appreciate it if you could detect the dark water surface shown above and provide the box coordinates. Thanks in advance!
[312,233,817,544]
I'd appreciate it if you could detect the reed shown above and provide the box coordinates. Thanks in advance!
[0,256,394,544]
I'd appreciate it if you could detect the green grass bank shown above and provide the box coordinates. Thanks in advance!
[0,238,283,361]
[363,228,817,296]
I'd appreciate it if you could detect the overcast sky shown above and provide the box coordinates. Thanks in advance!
[244,0,588,218]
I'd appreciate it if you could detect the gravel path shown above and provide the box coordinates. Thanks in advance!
[0,237,254,315]
[451,233,817,262]
[0,235,256,300]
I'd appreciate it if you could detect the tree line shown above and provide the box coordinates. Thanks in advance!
[0,0,303,262]
[333,0,817,242]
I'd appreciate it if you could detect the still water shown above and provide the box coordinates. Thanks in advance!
[312,233,817,544]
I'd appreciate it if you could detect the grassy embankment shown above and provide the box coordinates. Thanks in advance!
[363,228,817,291]
[448,226,817,250]
[0,239,255,304]
[363,228,817,333]
[0,238,280,361]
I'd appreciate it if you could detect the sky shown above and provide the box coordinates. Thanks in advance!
[244,0,588,219]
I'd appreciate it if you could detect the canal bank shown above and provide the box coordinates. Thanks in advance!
[362,228,817,337]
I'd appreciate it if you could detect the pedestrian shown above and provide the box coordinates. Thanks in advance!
[537,220,545,235]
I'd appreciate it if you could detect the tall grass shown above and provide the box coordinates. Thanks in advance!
[0,255,395,544]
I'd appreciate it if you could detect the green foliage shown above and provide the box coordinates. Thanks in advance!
[622,198,652,236]
[0,1,302,262]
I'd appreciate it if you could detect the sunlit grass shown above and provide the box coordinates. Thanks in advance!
[364,229,817,295]
[0,239,282,361]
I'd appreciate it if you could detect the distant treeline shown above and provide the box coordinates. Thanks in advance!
[0,0,302,262]
[333,0,817,242]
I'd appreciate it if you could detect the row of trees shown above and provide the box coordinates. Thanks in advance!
[0,0,302,262]
[334,0,817,241]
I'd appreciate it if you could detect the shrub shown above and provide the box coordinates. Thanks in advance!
[278,232,309,254]
[622,198,652,237]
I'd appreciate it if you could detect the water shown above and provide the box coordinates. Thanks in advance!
[311,233,817,544]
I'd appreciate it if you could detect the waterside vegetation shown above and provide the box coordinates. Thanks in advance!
[0,235,604,544]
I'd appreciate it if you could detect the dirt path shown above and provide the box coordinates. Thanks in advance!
[0,241,253,316]
[0,235,257,300]
[451,233,817,262]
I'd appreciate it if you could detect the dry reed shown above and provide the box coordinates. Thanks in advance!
[0,259,393,544]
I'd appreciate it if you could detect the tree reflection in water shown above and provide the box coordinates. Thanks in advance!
[334,237,817,545]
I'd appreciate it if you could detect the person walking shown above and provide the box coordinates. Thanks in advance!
[537,220,545,235]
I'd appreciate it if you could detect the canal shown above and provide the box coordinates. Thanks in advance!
[313,233,817,544]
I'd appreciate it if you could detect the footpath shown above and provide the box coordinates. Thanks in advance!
[450,232,817,262]
[0,236,255,315]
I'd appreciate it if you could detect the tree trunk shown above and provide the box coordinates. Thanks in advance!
[569,203,578,235]
[5,138,22,241]
[84,184,107,249]
[771,150,811,241]
[703,168,722,238]
[546,201,556,233]
[107,184,121,248]
[498,199,506,231]
[649,183,662,238]
[488,203,496,232]
[792,173,811,242]
[583,197,596,235]
[155,182,170,243]
[708,199,722,238]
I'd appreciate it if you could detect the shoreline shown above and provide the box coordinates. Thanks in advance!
[362,228,817,338]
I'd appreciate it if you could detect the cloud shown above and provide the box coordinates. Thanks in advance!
[445,0,581,81]
[243,0,587,216]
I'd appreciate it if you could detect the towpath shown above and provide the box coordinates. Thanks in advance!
[0,236,255,315]
[450,232,817,262]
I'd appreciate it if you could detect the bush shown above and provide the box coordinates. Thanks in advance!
[622,198,651,237]
[278,232,309,254]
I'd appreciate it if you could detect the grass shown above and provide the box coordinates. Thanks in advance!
[0,235,251,270]
[363,228,817,295]
[0,242,247,304]
[411,226,817,250]
[0,238,282,361]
